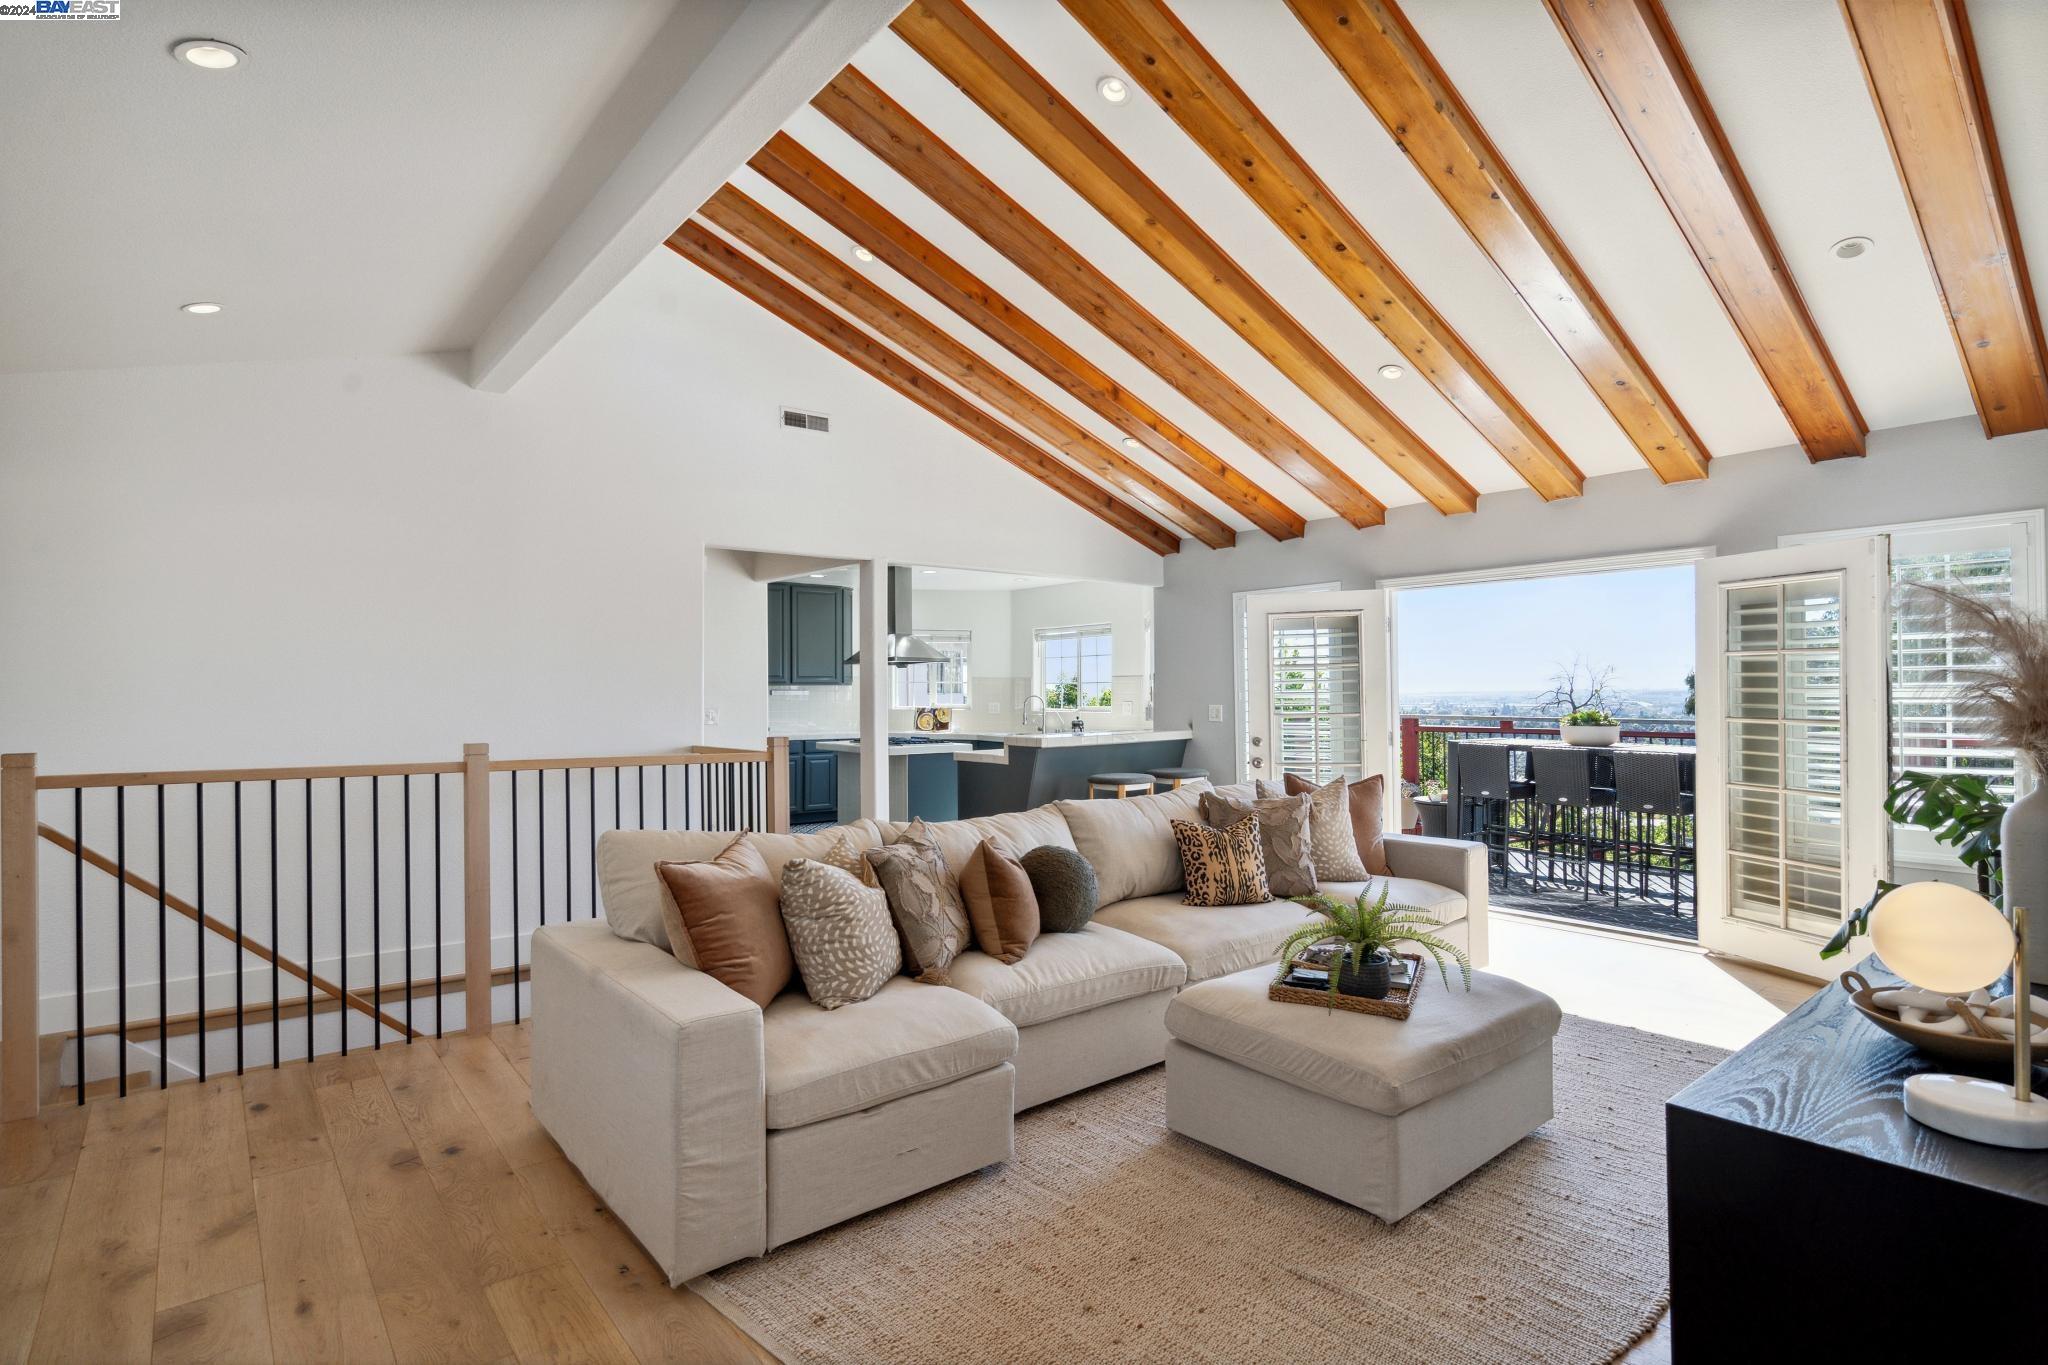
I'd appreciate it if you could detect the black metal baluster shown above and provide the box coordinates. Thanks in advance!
[371,776,381,1050]
[537,765,547,930]
[403,774,413,1044]
[269,781,279,1068]
[157,784,167,1088]
[636,766,646,829]
[613,766,621,838]
[304,779,314,1063]
[433,773,444,1039]
[195,782,205,1081]
[116,787,127,1098]
[338,776,348,1056]
[234,781,244,1075]
[661,763,669,828]
[511,770,522,1025]
[586,767,595,917]
[73,788,83,1106]
[561,769,570,919]
[725,765,735,832]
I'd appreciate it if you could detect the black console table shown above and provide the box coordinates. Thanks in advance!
[1666,960,2047,1358]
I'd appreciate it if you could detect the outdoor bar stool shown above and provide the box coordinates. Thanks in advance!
[1455,744,1534,890]
[1149,766,1208,790]
[1089,772,1156,799]
[1529,747,1615,899]
[1611,751,1695,917]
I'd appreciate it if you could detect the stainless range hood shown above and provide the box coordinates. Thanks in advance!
[844,567,949,667]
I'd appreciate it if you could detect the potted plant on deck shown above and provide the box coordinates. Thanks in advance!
[1559,705,1622,747]
[1281,882,1472,1001]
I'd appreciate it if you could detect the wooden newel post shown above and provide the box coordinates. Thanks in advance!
[765,736,791,835]
[2,753,39,1120]
[462,743,493,1037]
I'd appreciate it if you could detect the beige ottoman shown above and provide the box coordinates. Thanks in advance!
[1163,966,1561,1221]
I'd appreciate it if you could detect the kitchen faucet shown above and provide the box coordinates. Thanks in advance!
[1022,692,1046,733]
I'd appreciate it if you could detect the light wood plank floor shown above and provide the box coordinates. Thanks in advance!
[0,917,1812,1364]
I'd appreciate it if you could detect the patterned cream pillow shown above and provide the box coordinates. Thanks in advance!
[1262,776,1368,881]
[1200,790,1316,897]
[1172,816,1271,907]
[820,828,881,888]
[863,822,971,984]
[779,859,901,1009]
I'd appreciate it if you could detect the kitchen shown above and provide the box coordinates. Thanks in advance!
[750,559,1192,827]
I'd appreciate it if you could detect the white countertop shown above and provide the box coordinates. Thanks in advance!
[809,729,1192,760]
[816,740,979,755]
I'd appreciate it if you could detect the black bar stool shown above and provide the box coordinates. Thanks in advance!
[1456,745,1533,891]
[1088,772,1155,799]
[1529,747,1615,900]
[1612,752,1695,917]
[1148,767,1208,790]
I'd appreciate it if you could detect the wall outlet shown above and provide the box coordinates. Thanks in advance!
[1208,704,1225,723]
[704,706,721,727]
[987,699,1001,714]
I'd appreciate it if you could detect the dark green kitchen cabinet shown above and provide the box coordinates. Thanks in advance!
[768,582,851,687]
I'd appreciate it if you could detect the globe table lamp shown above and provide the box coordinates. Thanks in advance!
[1870,882,2048,1149]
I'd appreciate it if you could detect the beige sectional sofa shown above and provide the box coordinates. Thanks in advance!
[530,779,1487,1285]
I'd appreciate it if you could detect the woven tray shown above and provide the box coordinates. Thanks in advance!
[1269,951,1425,1019]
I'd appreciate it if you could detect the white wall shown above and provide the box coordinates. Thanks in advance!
[1156,416,2048,777]
[0,251,1162,771]
[1011,580,1154,730]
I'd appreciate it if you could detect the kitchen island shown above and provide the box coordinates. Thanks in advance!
[815,730,1196,821]
[818,738,979,823]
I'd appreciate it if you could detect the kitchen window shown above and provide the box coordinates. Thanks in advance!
[1784,509,2043,868]
[1037,624,1113,710]
[893,629,971,709]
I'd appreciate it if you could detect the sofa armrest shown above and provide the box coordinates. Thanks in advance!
[1383,833,1489,968]
[531,921,766,1285]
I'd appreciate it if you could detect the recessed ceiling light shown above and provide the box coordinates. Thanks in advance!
[850,246,875,263]
[1830,236,1874,260]
[173,39,245,70]
[1120,436,1141,449]
[807,573,825,579]
[1378,363,1405,380]
[920,569,938,575]
[1097,76,1130,105]
[180,302,223,315]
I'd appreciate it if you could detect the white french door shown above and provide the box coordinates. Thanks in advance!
[1246,592,1391,798]
[1694,539,1891,976]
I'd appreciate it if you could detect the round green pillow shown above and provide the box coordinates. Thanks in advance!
[1021,845,1098,933]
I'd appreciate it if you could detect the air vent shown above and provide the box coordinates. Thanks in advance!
[780,407,830,433]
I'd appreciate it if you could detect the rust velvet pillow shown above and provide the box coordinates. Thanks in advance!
[1282,772,1392,878]
[959,839,1041,964]
[654,834,791,1007]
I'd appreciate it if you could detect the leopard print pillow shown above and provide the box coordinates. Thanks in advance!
[1172,815,1271,907]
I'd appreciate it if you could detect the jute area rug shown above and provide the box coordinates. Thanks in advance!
[696,1015,1726,1365]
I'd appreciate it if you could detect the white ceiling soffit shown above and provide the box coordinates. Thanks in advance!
[470,0,908,391]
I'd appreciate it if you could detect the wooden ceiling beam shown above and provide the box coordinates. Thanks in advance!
[1841,0,2048,437]
[750,132,1310,540]
[892,0,1480,515]
[810,67,1388,529]
[1287,0,1712,483]
[1546,0,1865,462]
[667,221,1182,556]
[1060,0,1581,501]
[701,185,1236,548]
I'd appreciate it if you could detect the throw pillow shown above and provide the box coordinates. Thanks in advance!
[778,859,901,1009]
[1199,790,1316,897]
[1280,772,1392,877]
[820,828,881,888]
[1021,845,1098,932]
[653,834,791,1007]
[1268,774,1370,881]
[863,824,971,984]
[959,839,1041,964]
[1172,816,1271,907]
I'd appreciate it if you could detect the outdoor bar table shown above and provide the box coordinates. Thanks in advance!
[1446,737,1698,889]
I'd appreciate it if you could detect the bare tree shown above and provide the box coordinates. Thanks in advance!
[1537,656,1615,715]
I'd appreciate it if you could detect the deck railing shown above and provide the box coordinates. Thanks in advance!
[1399,715,1695,792]
[0,738,789,1118]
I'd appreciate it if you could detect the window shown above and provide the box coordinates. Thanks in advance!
[892,630,971,709]
[1036,625,1113,709]
[1784,511,2043,867]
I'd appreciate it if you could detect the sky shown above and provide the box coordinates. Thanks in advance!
[1395,565,1695,698]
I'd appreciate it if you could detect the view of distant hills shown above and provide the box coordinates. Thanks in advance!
[1398,687,1693,720]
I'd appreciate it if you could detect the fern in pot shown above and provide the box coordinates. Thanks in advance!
[1281,881,1471,1001]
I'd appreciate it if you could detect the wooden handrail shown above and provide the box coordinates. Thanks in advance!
[487,748,771,773]
[35,823,418,1041]
[37,760,465,790]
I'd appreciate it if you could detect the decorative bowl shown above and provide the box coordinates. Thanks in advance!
[1561,723,1621,747]
[1839,969,2023,1066]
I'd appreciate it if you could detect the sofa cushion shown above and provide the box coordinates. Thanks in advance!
[654,836,791,1005]
[779,859,901,1010]
[945,923,1186,1028]
[598,821,885,952]
[1054,780,1212,905]
[762,978,1017,1130]
[1171,815,1272,907]
[1315,878,1467,927]
[1022,845,1099,932]
[1094,892,1312,984]
[1165,966,1560,1115]
[959,840,1040,964]
[865,822,972,985]
[1275,774,1373,880]
[882,807,1078,891]
[1199,790,1315,897]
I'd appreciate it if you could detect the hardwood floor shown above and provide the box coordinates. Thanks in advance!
[0,1026,774,1365]
[0,917,1810,1364]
